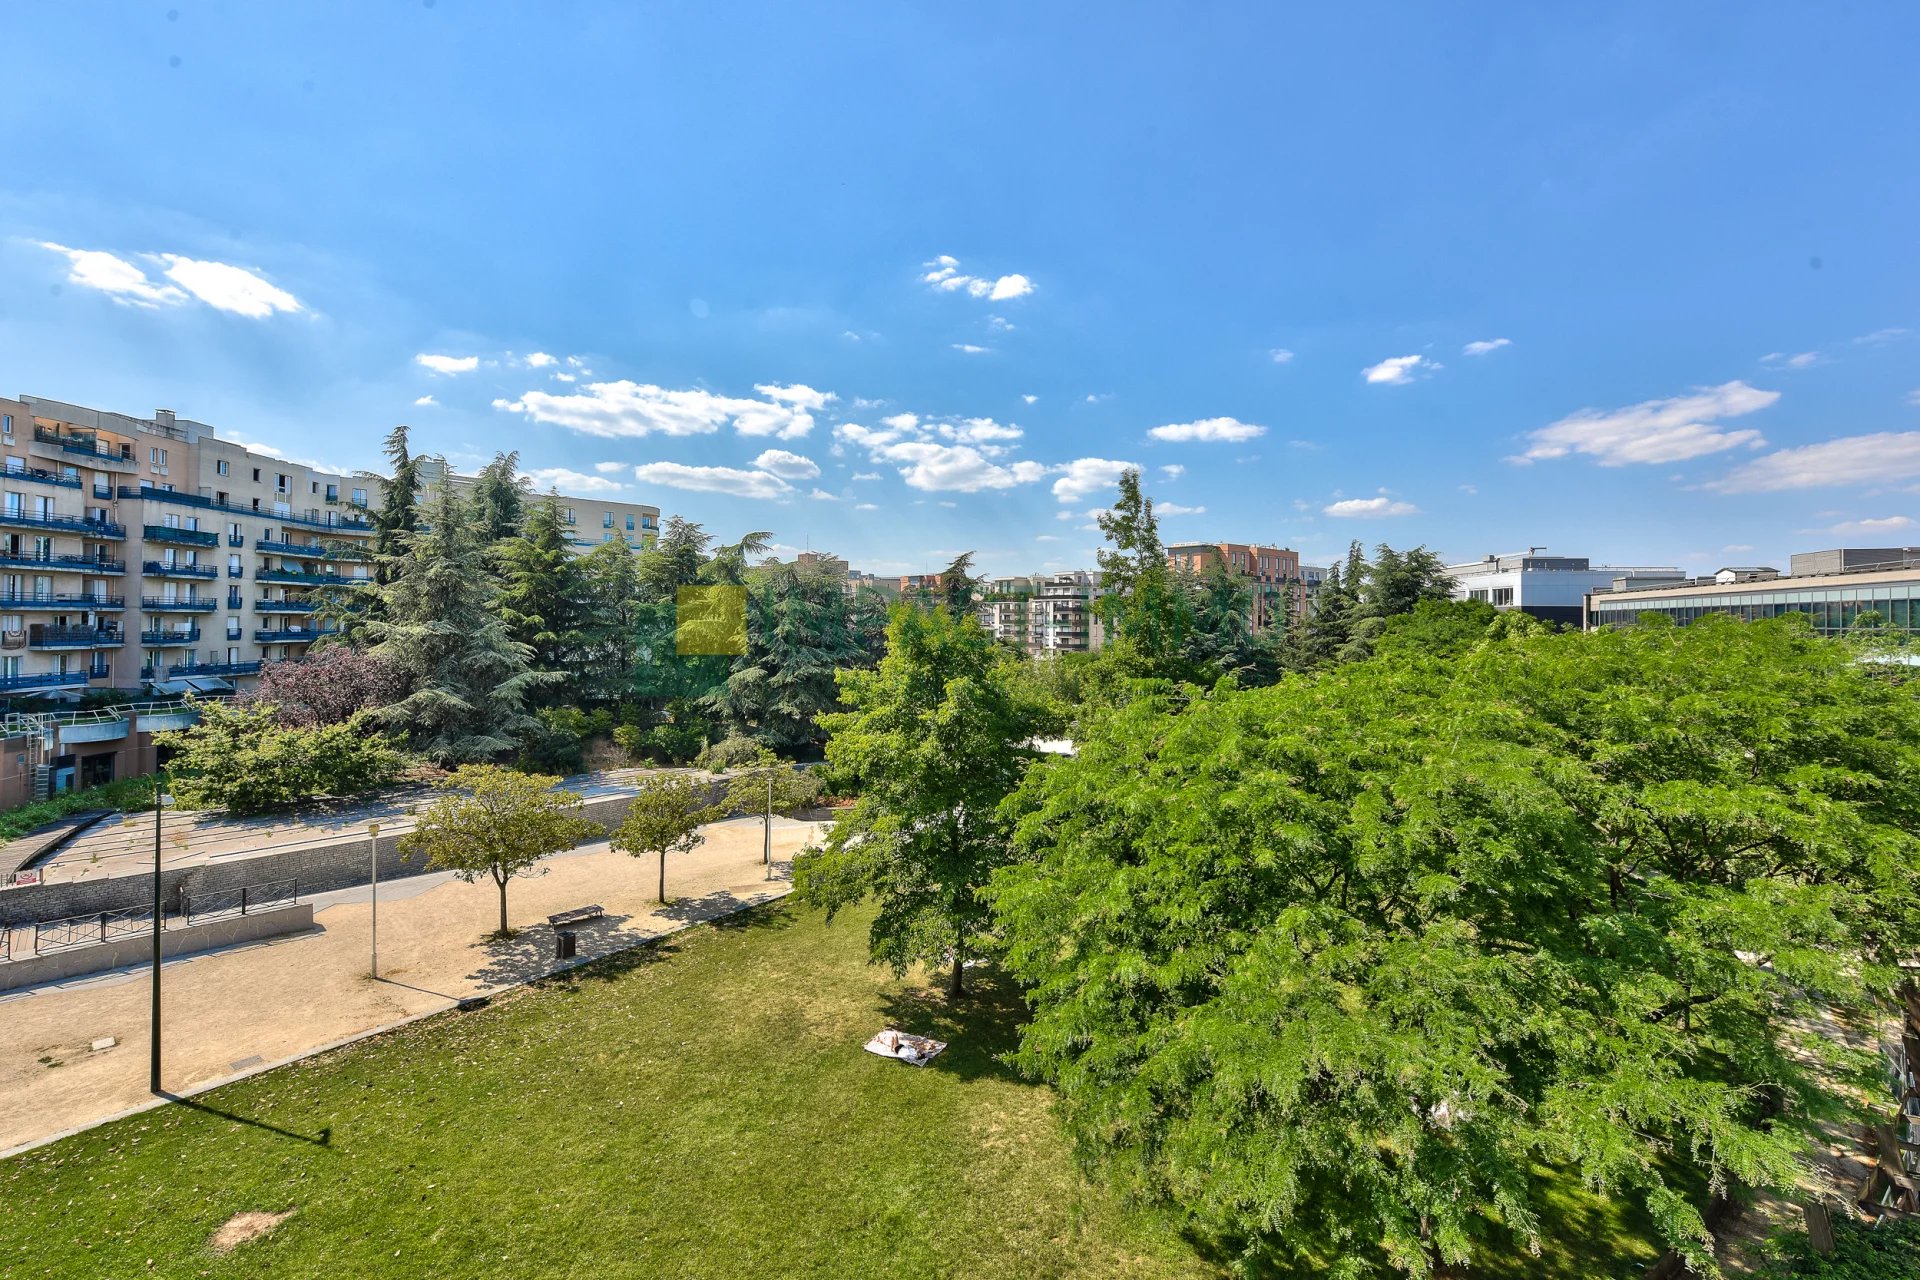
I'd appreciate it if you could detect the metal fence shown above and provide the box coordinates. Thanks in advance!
[183,878,299,925]
[33,903,154,954]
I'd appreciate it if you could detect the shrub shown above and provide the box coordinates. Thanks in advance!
[695,734,765,772]
[246,646,406,727]
[0,775,158,842]
[1756,1212,1920,1277]
[161,700,404,815]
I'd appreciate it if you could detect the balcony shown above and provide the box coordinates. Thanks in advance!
[0,464,82,491]
[117,486,373,534]
[140,596,218,613]
[255,627,334,643]
[255,537,366,558]
[169,660,261,678]
[31,427,137,469]
[26,625,124,650]
[0,551,126,575]
[253,598,318,613]
[143,525,220,547]
[0,510,126,538]
[227,534,246,547]
[255,568,361,587]
[0,593,125,611]
[0,670,91,694]
[141,561,218,580]
[139,628,201,646]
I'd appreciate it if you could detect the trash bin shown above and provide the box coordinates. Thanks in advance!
[555,930,577,960]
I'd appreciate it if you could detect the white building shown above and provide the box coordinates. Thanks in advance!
[1444,550,1683,627]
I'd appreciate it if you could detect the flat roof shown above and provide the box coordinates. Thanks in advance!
[1594,562,1920,603]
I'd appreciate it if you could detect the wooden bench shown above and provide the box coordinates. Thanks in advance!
[546,904,605,929]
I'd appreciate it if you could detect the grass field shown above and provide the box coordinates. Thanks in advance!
[0,902,1671,1279]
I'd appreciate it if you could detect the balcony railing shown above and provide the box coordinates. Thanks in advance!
[27,625,124,650]
[139,596,218,612]
[141,561,218,580]
[169,660,262,678]
[31,427,133,464]
[0,593,125,610]
[254,627,334,643]
[117,486,373,534]
[139,628,201,646]
[255,537,368,559]
[143,525,219,547]
[253,598,318,613]
[0,510,126,538]
[0,465,82,491]
[0,670,92,693]
[255,568,361,587]
[0,551,126,575]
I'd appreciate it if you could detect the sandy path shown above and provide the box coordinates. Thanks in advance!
[0,815,826,1154]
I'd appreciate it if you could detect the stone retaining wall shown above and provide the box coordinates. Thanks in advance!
[0,780,736,928]
[0,902,315,993]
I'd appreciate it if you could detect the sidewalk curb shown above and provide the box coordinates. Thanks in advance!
[0,883,793,1162]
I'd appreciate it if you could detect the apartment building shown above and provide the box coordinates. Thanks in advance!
[977,574,1041,649]
[1026,570,1106,655]
[1586,547,1920,635]
[413,456,659,553]
[1165,541,1303,629]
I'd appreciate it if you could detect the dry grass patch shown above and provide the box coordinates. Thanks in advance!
[207,1209,294,1255]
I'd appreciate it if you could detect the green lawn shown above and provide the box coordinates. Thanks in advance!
[0,902,1674,1279]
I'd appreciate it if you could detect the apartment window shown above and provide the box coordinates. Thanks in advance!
[326,483,338,503]
[228,522,242,540]
[626,515,635,531]
[352,487,367,507]
[150,447,167,466]
[216,459,230,476]
[603,512,614,528]
[310,480,319,494]
[276,473,290,493]
[252,468,261,482]
[564,507,575,525]
[0,414,10,435]
[1491,587,1515,608]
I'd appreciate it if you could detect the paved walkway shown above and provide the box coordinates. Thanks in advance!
[0,813,826,1155]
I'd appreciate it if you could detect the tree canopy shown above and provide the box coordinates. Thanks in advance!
[990,610,1920,1277]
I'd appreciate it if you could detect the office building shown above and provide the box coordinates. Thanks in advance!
[1444,550,1683,626]
[1586,547,1920,635]
[1165,541,1303,628]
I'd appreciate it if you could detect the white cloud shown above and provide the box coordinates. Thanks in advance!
[38,242,184,307]
[938,418,1022,446]
[1052,458,1137,504]
[1759,351,1820,370]
[156,255,302,317]
[553,372,576,383]
[494,380,828,440]
[855,502,878,511]
[1021,394,1038,405]
[921,255,1035,301]
[1148,416,1266,444]
[1270,348,1295,364]
[1324,496,1419,518]
[1160,464,1185,480]
[1036,534,1061,543]
[1826,516,1917,537]
[1362,354,1440,385]
[416,353,480,375]
[1157,502,1207,517]
[523,352,557,368]
[989,316,1015,332]
[952,343,991,355]
[527,466,624,494]
[1459,483,1478,494]
[1463,338,1511,356]
[851,471,883,482]
[752,449,821,481]
[413,395,437,407]
[1855,328,1912,345]
[809,489,840,501]
[1084,393,1112,404]
[593,461,626,474]
[631,462,794,500]
[1514,381,1778,467]
[566,355,588,367]
[879,442,1047,493]
[1708,431,1920,494]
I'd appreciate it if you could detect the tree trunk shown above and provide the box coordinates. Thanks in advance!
[947,933,966,1000]
[497,880,509,936]
[658,849,667,904]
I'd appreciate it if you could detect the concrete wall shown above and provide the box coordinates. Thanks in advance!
[0,779,734,927]
[0,901,313,993]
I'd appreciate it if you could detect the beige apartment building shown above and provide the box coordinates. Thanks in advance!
[413,457,659,554]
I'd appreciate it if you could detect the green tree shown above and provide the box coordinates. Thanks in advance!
[1093,468,1193,679]
[371,423,420,584]
[366,484,543,762]
[794,604,1048,998]
[938,551,981,614]
[161,700,402,816]
[721,747,822,874]
[611,773,721,903]
[637,516,711,601]
[991,613,1920,1277]
[399,764,601,936]
[578,536,643,700]
[1340,542,1452,663]
[471,450,529,545]
[707,559,863,752]
[495,494,588,705]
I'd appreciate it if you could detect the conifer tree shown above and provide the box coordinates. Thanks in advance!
[495,493,588,705]
[471,450,529,545]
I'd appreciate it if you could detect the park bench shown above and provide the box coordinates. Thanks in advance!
[546,904,605,929]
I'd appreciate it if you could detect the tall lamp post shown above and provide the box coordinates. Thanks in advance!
[368,821,381,979]
[149,777,174,1095]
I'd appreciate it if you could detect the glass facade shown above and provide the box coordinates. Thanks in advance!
[1590,577,1920,635]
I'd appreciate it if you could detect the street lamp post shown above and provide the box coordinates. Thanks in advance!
[368,821,381,979]
[149,776,172,1095]
[764,769,773,880]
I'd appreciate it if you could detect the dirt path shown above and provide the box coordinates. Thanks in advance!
[0,815,826,1155]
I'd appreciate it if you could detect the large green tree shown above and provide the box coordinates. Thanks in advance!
[495,494,588,705]
[366,484,542,762]
[371,423,420,583]
[991,612,1920,1277]
[610,773,721,903]
[707,559,867,752]
[794,603,1048,998]
[471,450,529,545]
[1093,468,1194,680]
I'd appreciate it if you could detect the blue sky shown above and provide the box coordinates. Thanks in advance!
[3,3,1916,578]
